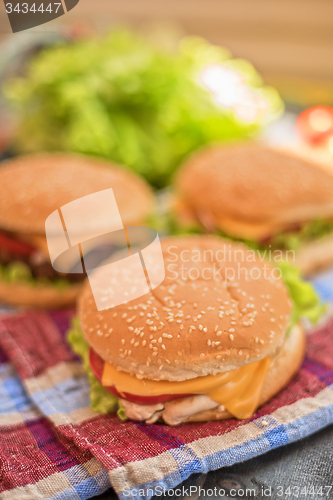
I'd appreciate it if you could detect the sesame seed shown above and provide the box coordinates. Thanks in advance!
[260,339,265,345]
[230,334,234,340]
[271,318,275,322]
[239,350,242,355]
[200,353,205,358]
[203,327,208,333]
[229,328,235,332]
[216,331,222,336]
[199,325,203,331]
[142,340,146,346]
[121,339,125,345]
[207,340,211,346]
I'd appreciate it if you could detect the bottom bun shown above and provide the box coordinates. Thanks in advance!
[184,324,306,422]
[294,233,333,276]
[0,280,81,308]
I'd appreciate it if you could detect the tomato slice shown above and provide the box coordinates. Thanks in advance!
[89,348,193,405]
[296,106,333,146]
[0,231,36,256]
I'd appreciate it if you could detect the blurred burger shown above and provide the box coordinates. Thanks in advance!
[0,153,153,308]
[174,143,333,275]
[69,235,323,425]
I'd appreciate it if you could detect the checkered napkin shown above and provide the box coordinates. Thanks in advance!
[0,299,333,500]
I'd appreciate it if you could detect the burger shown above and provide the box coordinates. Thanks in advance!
[0,153,153,308]
[68,235,323,425]
[174,143,333,276]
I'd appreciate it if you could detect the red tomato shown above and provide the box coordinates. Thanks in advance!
[0,231,35,256]
[89,348,193,405]
[296,106,333,146]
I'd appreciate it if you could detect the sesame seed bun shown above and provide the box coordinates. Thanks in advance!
[183,322,306,422]
[78,235,292,381]
[175,143,333,230]
[0,153,153,235]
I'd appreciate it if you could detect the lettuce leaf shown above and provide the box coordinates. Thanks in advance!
[270,219,333,251]
[0,261,71,290]
[67,317,118,414]
[278,261,326,329]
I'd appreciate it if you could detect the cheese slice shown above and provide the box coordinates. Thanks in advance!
[215,215,284,240]
[102,356,271,420]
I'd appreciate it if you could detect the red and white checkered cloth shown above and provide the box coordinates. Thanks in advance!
[0,309,332,500]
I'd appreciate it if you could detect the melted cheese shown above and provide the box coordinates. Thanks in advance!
[215,215,283,240]
[102,357,271,420]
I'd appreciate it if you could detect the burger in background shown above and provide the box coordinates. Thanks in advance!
[0,153,153,308]
[173,142,333,276]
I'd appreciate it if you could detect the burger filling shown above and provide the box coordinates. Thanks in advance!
[0,229,85,287]
[99,350,272,422]
[172,205,333,252]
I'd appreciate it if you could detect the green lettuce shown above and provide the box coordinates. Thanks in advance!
[67,317,118,414]
[278,261,326,329]
[270,219,333,251]
[4,29,283,188]
[0,261,71,290]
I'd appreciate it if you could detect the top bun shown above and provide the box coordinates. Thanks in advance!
[0,153,153,234]
[78,235,292,381]
[175,143,333,227]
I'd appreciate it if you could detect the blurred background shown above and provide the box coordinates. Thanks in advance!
[0,0,333,186]
[1,0,333,104]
